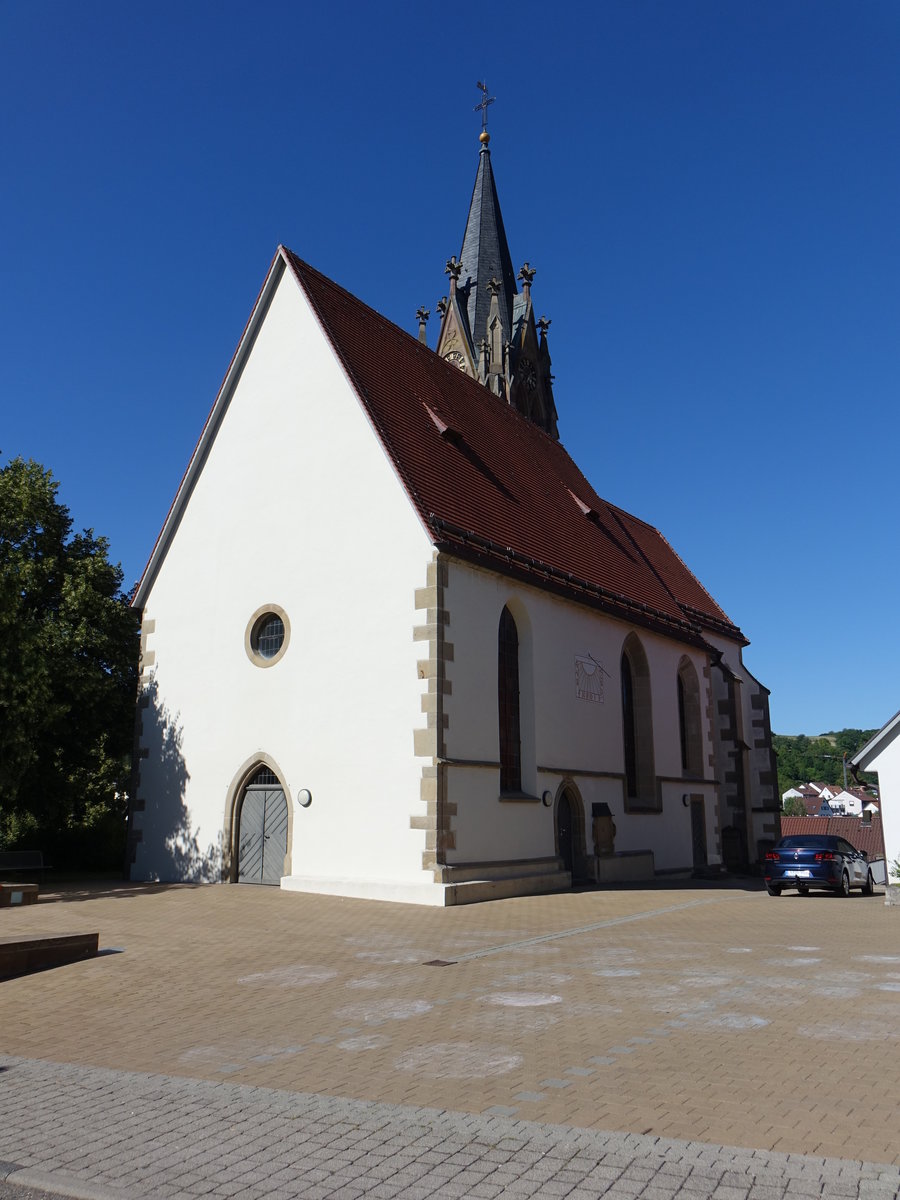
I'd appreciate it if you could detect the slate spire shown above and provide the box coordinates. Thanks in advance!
[458,133,518,352]
[433,88,559,440]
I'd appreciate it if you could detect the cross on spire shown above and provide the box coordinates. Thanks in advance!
[474,81,495,132]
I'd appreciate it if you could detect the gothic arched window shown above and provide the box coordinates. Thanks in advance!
[677,657,703,777]
[621,634,657,810]
[498,606,521,793]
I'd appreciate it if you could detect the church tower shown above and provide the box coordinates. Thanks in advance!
[431,85,559,440]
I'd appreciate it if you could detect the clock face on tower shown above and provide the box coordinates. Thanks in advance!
[444,350,466,371]
[519,356,537,391]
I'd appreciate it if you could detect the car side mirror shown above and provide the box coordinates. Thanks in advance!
[861,850,868,861]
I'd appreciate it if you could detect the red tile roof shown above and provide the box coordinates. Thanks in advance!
[285,251,745,648]
[779,816,886,860]
[800,794,827,817]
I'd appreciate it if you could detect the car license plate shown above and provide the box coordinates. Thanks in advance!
[785,869,811,878]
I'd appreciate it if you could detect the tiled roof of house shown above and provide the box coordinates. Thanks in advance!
[847,786,877,801]
[284,250,745,647]
[779,816,886,860]
[799,795,825,817]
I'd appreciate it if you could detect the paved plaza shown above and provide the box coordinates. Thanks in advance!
[1,879,899,1199]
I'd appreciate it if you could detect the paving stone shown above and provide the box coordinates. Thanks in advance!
[784,1181,825,1196]
[2,885,900,1200]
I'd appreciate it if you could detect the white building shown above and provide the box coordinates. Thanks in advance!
[128,131,779,904]
[853,711,900,885]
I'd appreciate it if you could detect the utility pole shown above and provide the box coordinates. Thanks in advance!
[822,753,848,791]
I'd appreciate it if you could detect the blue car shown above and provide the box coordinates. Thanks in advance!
[764,834,876,897]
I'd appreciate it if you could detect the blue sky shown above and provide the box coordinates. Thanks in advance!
[2,1,897,737]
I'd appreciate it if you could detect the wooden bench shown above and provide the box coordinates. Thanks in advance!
[0,850,51,883]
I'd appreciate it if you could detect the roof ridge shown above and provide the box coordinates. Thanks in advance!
[608,500,741,637]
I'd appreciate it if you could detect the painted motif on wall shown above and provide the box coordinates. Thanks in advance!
[574,654,608,704]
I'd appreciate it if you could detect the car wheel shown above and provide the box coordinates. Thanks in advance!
[797,883,809,895]
[766,883,782,896]
[839,871,851,898]
[862,870,875,896]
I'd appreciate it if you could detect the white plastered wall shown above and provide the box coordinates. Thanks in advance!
[858,726,900,882]
[442,560,717,872]
[133,265,435,896]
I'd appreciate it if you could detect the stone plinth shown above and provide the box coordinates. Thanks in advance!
[0,882,39,907]
[589,851,655,883]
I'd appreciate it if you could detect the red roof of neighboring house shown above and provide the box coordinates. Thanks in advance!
[799,795,825,817]
[779,816,886,860]
[283,251,745,648]
[847,786,877,801]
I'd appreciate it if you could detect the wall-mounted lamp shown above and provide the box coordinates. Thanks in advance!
[542,790,553,807]
[682,794,690,807]
[297,789,312,808]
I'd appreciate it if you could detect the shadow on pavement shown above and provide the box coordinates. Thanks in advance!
[36,881,205,905]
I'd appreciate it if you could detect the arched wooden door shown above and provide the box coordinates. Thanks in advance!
[557,790,575,875]
[237,767,288,885]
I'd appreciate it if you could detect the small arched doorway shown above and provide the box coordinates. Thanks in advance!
[557,788,581,876]
[555,783,588,883]
[236,766,288,885]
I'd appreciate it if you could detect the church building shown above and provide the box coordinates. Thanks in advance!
[128,109,780,904]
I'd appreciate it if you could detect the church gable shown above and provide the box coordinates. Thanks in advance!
[130,252,435,889]
[434,284,476,378]
[134,252,432,610]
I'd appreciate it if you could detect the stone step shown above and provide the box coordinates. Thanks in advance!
[444,869,572,905]
[437,858,563,884]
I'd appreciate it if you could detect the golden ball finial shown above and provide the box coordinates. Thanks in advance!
[479,130,491,145]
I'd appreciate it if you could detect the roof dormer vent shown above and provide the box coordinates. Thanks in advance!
[567,488,595,517]
[567,489,638,562]
[423,402,450,436]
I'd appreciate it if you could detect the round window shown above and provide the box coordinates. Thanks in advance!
[245,605,290,667]
[256,614,284,658]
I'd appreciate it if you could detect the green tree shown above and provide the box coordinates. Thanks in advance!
[773,730,877,800]
[0,457,139,868]
[782,796,807,817]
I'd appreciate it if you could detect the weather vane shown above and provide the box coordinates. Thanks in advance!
[474,81,495,133]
